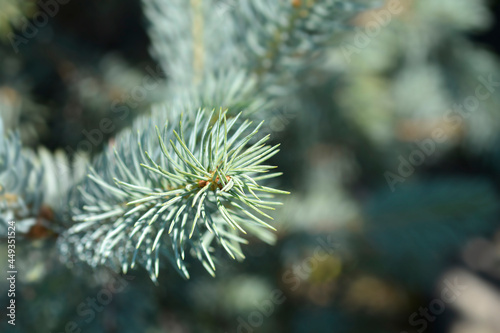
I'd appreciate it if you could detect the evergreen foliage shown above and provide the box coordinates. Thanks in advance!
[2,0,500,332]
[64,108,287,281]
[0,118,43,234]
[56,0,368,280]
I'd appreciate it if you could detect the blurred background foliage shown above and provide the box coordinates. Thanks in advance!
[2,0,500,332]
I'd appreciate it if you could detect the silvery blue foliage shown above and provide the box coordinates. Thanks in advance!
[1,0,369,282]
[0,118,43,234]
[62,107,287,281]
